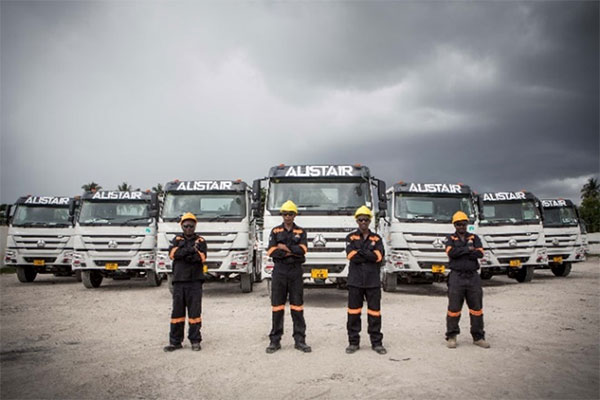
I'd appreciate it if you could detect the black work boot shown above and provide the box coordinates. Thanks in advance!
[294,342,312,353]
[372,345,387,355]
[345,344,360,354]
[266,342,281,354]
[191,342,201,351]
[163,344,183,352]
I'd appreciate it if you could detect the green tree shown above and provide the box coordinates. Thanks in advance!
[579,177,600,233]
[81,182,102,192]
[152,183,164,198]
[118,182,132,192]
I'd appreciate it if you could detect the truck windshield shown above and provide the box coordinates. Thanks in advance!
[161,193,246,222]
[267,180,370,214]
[78,201,151,225]
[480,201,541,225]
[543,206,579,227]
[12,206,71,227]
[395,194,474,222]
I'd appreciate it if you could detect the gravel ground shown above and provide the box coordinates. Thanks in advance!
[1,258,599,399]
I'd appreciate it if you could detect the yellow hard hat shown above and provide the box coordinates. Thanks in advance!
[280,200,298,214]
[452,211,469,224]
[354,205,373,219]
[180,212,197,224]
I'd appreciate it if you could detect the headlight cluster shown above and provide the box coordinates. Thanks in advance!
[137,252,155,267]
[230,252,249,269]
[4,250,16,263]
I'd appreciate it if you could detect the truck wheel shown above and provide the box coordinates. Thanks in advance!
[551,262,572,277]
[240,273,253,293]
[146,270,162,287]
[82,271,103,288]
[75,270,82,282]
[382,272,397,292]
[167,274,174,294]
[480,270,493,280]
[515,266,534,283]
[16,266,37,283]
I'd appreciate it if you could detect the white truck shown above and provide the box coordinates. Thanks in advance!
[4,196,79,282]
[71,190,161,288]
[540,198,586,277]
[476,191,548,283]
[155,180,258,293]
[252,164,387,288]
[378,182,477,291]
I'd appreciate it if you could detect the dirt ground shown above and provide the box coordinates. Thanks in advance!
[1,259,598,400]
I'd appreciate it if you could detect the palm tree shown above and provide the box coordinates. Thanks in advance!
[581,177,600,200]
[152,183,164,197]
[81,182,102,192]
[118,182,132,192]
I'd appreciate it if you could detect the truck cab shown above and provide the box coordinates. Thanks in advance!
[155,180,257,293]
[71,190,160,288]
[540,198,586,277]
[476,191,548,283]
[4,196,78,282]
[378,182,476,291]
[253,164,386,289]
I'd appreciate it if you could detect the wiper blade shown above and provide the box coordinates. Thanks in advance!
[208,214,240,222]
[122,217,151,224]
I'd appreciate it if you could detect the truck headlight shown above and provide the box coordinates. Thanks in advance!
[71,252,84,266]
[137,252,155,266]
[230,252,249,269]
[536,248,548,263]
[4,250,16,263]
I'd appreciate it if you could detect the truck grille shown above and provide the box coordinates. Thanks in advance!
[12,235,71,251]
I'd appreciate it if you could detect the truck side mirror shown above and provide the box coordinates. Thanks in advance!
[252,179,261,202]
[5,204,13,225]
[377,180,387,202]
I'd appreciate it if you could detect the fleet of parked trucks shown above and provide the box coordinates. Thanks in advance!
[3,166,590,288]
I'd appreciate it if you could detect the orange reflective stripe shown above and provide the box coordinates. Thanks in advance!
[197,251,206,262]
[347,307,362,314]
[169,247,178,260]
[468,235,475,240]
[476,247,484,254]
[367,309,381,317]
[299,244,308,254]
[272,227,284,233]
[451,235,458,240]
[447,310,461,317]
[347,250,358,260]
[188,317,202,324]
[445,246,452,254]
[272,305,285,312]
[267,246,277,256]
[368,235,380,242]
[349,235,361,241]
[293,229,303,234]
[469,309,483,316]
[170,317,186,324]
[195,237,204,242]
[290,304,304,312]
[374,250,383,263]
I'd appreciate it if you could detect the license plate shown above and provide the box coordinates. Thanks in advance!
[553,256,563,263]
[105,263,118,270]
[33,259,45,266]
[509,259,522,267]
[431,265,445,274]
[311,268,328,279]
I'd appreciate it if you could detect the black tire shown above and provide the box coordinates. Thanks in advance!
[146,270,162,287]
[75,270,82,282]
[82,271,103,288]
[16,266,37,283]
[382,272,397,292]
[515,266,534,283]
[480,270,493,280]
[240,273,253,293]
[551,262,572,277]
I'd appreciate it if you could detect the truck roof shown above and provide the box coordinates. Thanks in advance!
[268,164,370,179]
[541,198,575,208]
[164,180,248,192]
[81,191,154,201]
[15,196,74,207]
[392,182,472,194]
[478,191,538,202]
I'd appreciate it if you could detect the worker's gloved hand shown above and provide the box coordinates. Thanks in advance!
[359,249,378,263]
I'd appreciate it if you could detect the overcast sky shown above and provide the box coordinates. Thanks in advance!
[1,1,598,204]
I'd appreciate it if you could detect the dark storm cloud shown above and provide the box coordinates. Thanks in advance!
[0,1,597,204]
